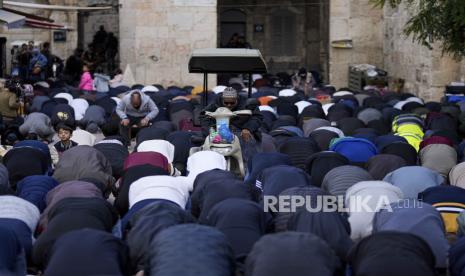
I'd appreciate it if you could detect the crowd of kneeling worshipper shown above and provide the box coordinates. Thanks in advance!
[2,72,465,276]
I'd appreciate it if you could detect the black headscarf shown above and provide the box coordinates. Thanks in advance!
[348,231,436,276]
[43,229,130,276]
[306,151,350,187]
[114,164,170,217]
[288,210,352,262]
[245,232,343,276]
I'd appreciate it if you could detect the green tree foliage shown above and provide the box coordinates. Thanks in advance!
[371,0,465,59]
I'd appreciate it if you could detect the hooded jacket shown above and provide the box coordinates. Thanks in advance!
[19,112,54,140]
[277,137,320,170]
[93,73,111,93]
[32,197,118,268]
[205,198,271,262]
[80,105,106,128]
[366,154,407,180]
[126,201,195,273]
[450,237,465,276]
[273,186,329,232]
[190,169,253,222]
[53,146,114,191]
[116,90,159,120]
[373,199,449,268]
[287,210,352,261]
[94,141,129,179]
[306,151,349,187]
[16,175,59,212]
[123,152,170,172]
[321,165,373,197]
[419,185,465,234]
[383,166,443,199]
[245,153,291,188]
[3,147,49,189]
[43,229,130,276]
[38,180,104,231]
[245,232,342,276]
[420,143,457,177]
[146,224,235,276]
[348,231,437,276]
[450,162,465,189]
[0,226,26,276]
[345,181,403,240]
[258,165,311,198]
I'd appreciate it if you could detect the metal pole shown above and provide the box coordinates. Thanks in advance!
[0,0,3,9]
[203,72,208,107]
[205,73,209,106]
[248,73,252,98]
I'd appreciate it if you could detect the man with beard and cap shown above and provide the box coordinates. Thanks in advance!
[116,90,159,146]
[201,87,263,161]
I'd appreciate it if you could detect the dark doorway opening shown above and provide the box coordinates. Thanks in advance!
[0,37,6,78]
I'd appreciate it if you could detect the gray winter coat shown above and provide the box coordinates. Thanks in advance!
[116,90,159,120]
[93,73,110,93]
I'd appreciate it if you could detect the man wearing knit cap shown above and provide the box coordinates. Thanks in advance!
[201,87,263,145]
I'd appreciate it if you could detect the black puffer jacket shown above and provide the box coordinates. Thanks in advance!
[146,224,235,276]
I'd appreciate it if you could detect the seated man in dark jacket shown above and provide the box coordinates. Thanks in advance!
[201,87,263,142]
[200,87,263,163]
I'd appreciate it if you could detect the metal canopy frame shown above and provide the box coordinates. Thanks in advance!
[188,48,267,106]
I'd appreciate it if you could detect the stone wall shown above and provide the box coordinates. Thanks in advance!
[1,0,80,74]
[383,3,462,101]
[329,0,384,88]
[119,0,217,87]
[218,0,329,80]
[79,0,118,49]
